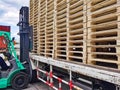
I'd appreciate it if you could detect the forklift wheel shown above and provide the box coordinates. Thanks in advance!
[11,72,29,90]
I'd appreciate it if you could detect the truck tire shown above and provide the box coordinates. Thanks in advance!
[93,84,103,90]
[92,80,116,90]
[30,70,39,83]
[11,72,29,90]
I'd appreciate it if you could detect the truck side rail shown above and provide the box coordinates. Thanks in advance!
[31,54,120,86]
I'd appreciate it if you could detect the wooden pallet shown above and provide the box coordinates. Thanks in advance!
[87,0,120,69]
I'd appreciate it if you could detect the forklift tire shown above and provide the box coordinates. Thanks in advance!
[11,72,29,90]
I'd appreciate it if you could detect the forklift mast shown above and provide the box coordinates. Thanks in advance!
[17,7,33,80]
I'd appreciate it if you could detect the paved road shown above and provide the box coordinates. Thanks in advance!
[5,80,91,90]
[5,82,53,90]
[24,83,53,90]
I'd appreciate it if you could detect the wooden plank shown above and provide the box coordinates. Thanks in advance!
[57,18,66,24]
[89,29,118,35]
[69,17,83,24]
[69,23,83,29]
[88,52,118,55]
[88,45,119,48]
[92,13,117,23]
[69,0,83,10]
[90,59,120,64]
[69,51,83,54]
[83,0,87,64]
[67,0,70,61]
[57,9,67,15]
[69,34,84,38]
[89,21,117,29]
[91,4,117,18]
[91,0,116,11]
[69,56,83,60]
[91,0,103,5]
[69,5,83,14]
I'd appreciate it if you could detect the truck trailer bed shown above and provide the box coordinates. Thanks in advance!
[31,54,120,86]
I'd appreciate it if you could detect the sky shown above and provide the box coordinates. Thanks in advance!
[0,0,29,42]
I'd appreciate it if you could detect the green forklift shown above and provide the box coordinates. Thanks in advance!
[0,7,35,89]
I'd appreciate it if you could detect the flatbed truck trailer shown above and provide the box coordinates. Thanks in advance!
[29,0,120,90]
[30,54,120,90]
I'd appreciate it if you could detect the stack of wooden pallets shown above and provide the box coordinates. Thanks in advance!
[29,0,120,69]
[68,0,87,63]
[87,0,120,68]
[46,0,54,58]
[55,0,67,60]
[38,0,46,56]
[29,0,39,53]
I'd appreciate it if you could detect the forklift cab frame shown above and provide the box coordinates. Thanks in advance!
[0,26,29,89]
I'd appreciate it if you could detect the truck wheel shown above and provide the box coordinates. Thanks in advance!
[11,72,29,90]
[93,84,103,90]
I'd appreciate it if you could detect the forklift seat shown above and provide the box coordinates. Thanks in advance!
[0,58,18,78]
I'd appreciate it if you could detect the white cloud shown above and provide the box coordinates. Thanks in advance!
[0,0,30,42]
[1,0,29,7]
[1,11,19,25]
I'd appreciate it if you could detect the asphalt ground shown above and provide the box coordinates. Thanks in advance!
[4,80,91,90]
[4,82,53,90]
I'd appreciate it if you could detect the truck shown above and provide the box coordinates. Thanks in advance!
[29,0,120,90]
[1,0,120,90]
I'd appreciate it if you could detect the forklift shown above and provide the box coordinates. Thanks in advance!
[0,7,34,89]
